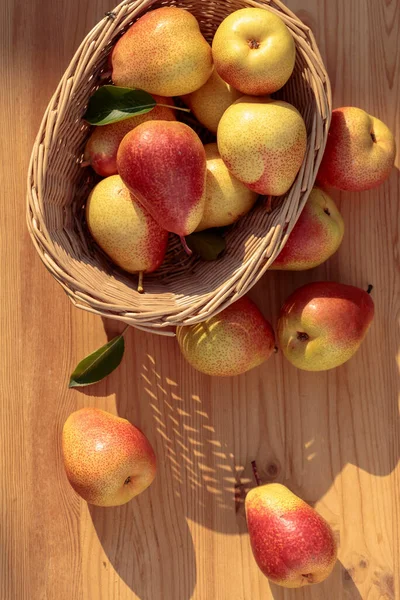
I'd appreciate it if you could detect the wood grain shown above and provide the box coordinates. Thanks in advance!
[0,0,399,598]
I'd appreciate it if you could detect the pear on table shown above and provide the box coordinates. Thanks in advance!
[277,281,375,371]
[271,187,344,270]
[111,7,213,96]
[83,96,176,177]
[245,476,337,588]
[117,121,207,245]
[318,107,396,191]
[62,408,156,507]
[176,297,275,376]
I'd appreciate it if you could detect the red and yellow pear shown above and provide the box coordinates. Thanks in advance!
[176,296,275,376]
[217,97,307,196]
[62,408,156,507]
[86,175,168,276]
[83,97,176,177]
[246,481,337,587]
[277,281,375,371]
[318,107,396,191]
[111,7,213,96]
[271,188,344,270]
[117,121,206,243]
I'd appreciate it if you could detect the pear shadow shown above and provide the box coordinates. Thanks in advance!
[269,560,363,599]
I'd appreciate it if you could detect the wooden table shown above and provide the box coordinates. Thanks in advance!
[1,0,399,598]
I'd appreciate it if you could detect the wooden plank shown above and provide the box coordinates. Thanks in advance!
[0,0,398,598]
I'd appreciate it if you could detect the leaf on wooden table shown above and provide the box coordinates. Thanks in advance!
[69,335,125,387]
[83,86,157,126]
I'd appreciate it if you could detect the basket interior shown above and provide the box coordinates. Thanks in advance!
[29,0,330,329]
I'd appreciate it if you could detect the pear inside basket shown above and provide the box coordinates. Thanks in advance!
[27,0,331,334]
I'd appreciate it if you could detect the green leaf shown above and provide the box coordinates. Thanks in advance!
[69,335,125,387]
[185,230,226,261]
[83,86,157,126]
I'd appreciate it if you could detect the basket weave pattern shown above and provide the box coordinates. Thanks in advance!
[27,0,332,335]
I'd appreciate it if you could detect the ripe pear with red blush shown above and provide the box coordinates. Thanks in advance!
[246,480,337,588]
[83,97,176,177]
[278,281,375,371]
[318,107,396,191]
[176,296,275,376]
[117,121,206,242]
[271,187,344,270]
[62,408,156,507]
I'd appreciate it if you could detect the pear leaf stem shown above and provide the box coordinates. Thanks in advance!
[251,460,262,487]
[157,103,191,114]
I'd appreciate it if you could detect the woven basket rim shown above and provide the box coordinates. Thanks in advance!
[27,0,332,335]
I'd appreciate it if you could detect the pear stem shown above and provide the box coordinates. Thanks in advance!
[367,284,374,294]
[137,271,144,294]
[251,460,262,487]
[80,160,90,168]
[157,103,191,114]
[180,236,193,256]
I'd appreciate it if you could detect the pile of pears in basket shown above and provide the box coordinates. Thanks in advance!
[67,5,397,590]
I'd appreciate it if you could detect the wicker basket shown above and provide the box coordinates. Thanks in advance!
[27,0,331,335]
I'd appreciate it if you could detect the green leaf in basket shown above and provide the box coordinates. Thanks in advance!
[83,86,157,126]
[69,334,125,388]
[185,230,226,261]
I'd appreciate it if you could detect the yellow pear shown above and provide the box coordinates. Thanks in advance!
[217,97,307,196]
[182,70,242,134]
[196,143,258,231]
[86,175,168,274]
[112,7,213,96]
[212,8,295,96]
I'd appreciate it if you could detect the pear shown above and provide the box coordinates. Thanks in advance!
[196,143,258,231]
[176,297,275,376]
[246,481,337,587]
[212,8,296,96]
[111,7,213,96]
[86,175,168,276]
[83,96,176,177]
[277,281,375,371]
[217,97,307,196]
[182,70,242,134]
[117,121,206,243]
[271,187,344,270]
[62,408,156,507]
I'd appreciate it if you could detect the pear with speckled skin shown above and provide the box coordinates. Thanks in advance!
[86,175,168,274]
[277,282,375,371]
[318,107,396,191]
[212,8,295,96]
[217,97,307,196]
[83,96,176,177]
[271,188,344,270]
[62,408,156,507]
[182,70,242,134]
[111,7,213,96]
[246,483,337,587]
[176,297,275,376]
[196,143,258,231]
